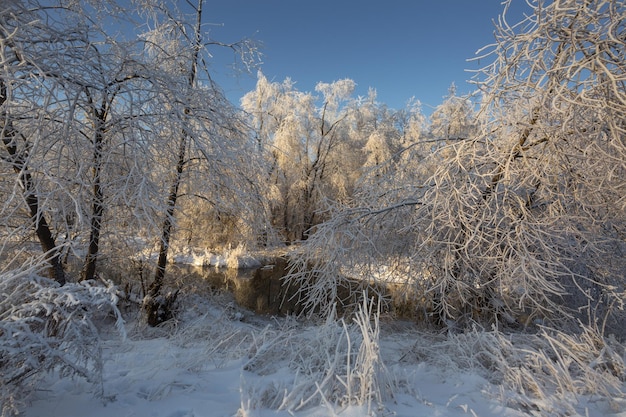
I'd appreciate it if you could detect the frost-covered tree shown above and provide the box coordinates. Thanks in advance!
[1,0,169,284]
[242,77,431,245]
[0,0,103,284]
[139,0,262,325]
[1,0,262,324]
[356,92,398,173]
[140,0,207,324]
[242,74,359,242]
[0,78,66,285]
[287,0,626,333]
[428,83,478,142]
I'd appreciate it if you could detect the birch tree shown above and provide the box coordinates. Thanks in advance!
[242,75,360,242]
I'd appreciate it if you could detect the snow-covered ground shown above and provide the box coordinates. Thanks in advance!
[21,291,626,417]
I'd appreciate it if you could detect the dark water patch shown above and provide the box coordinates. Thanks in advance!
[172,257,303,315]
[103,256,426,320]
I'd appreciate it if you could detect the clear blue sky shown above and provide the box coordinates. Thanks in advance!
[202,1,531,115]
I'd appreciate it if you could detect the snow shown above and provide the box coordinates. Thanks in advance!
[24,338,506,417]
[20,292,626,417]
[134,245,262,269]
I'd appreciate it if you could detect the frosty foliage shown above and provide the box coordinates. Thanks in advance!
[241,73,409,243]
[0,269,124,416]
[429,83,478,142]
[285,0,626,334]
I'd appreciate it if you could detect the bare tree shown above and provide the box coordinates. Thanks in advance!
[0,1,83,284]
[141,0,205,326]
[242,75,364,242]
[287,0,626,333]
[0,78,65,285]
[0,0,156,284]
[140,0,262,325]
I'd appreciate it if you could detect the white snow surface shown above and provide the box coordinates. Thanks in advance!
[22,293,626,417]
[135,245,262,269]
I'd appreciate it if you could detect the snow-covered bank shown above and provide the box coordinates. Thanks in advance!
[135,244,266,269]
[21,292,626,417]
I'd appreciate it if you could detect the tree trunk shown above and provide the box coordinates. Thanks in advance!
[149,135,185,299]
[81,102,106,282]
[143,137,184,327]
[144,0,203,326]
[1,80,65,285]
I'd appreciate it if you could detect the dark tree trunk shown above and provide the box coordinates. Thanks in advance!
[144,119,185,326]
[149,135,185,299]
[81,100,106,282]
[1,80,65,285]
[144,0,203,326]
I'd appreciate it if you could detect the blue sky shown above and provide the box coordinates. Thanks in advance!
[203,1,531,115]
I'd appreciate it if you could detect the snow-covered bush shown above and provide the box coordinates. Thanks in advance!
[0,269,124,416]
[239,297,395,415]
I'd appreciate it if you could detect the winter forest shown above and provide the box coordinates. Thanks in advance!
[1,0,625,416]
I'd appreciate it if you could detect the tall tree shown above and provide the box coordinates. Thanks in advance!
[150,0,204,305]
[0,78,65,285]
[0,0,85,284]
[141,0,261,325]
[286,0,626,331]
[79,44,154,282]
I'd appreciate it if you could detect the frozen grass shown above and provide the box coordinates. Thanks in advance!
[6,281,625,417]
[239,297,395,415]
[404,324,626,416]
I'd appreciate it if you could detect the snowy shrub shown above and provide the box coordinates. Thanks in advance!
[0,269,124,416]
[239,297,396,416]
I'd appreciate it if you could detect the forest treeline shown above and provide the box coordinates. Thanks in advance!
[1,0,624,332]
